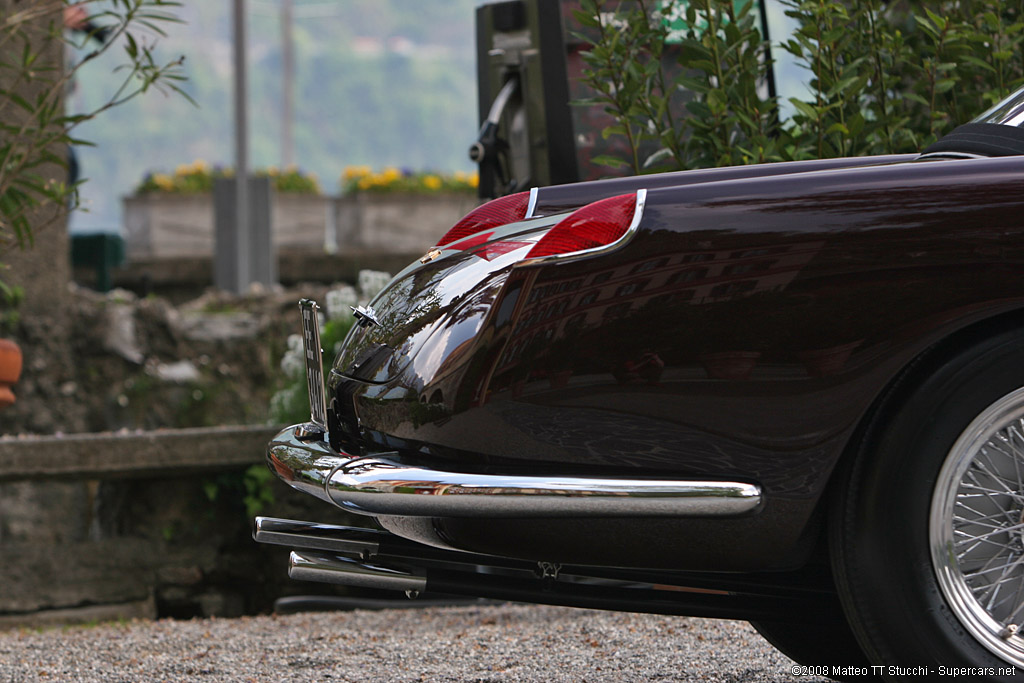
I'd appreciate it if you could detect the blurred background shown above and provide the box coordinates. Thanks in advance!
[67,0,479,235]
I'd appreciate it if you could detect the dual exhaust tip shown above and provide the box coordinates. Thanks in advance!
[288,549,426,593]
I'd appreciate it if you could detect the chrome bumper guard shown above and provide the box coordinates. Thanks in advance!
[267,424,762,518]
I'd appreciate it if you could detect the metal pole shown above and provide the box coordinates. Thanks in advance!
[281,0,295,168]
[232,0,250,289]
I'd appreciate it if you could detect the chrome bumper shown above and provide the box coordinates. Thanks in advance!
[267,424,762,518]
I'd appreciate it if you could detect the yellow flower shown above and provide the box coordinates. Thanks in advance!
[343,165,371,181]
[469,172,479,188]
[454,170,468,182]
[267,166,279,177]
[153,173,174,191]
[423,175,442,190]
[174,164,190,177]
[191,159,209,173]
[358,177,372,190]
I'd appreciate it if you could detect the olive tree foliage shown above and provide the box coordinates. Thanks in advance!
[0,0,188,257]
[575,0,1024,173]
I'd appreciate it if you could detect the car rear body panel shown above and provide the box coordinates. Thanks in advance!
[319,154,1024,570]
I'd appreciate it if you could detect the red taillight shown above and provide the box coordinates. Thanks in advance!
[524,193,638,260]
[436,191,531,247]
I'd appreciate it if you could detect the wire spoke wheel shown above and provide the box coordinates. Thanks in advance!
[932,386,1024,668]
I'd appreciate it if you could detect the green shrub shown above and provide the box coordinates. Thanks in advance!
[575,0,1024,170]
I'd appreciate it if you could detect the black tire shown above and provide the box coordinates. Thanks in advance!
[831,328,1024,679]
[751,616,872,679]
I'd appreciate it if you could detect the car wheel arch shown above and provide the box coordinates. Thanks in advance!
[797,307,1024,586]
[817,305,1024,669]
[831,305,1024,493]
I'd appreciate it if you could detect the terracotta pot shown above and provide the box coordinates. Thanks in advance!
[0,338,22,409]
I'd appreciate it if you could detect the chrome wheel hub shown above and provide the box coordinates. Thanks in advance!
[931,386,1024,668]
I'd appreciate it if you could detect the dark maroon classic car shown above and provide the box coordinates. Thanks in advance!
[256,89,1024,679]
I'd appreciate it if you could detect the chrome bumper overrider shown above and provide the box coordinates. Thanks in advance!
[267,425,762,518]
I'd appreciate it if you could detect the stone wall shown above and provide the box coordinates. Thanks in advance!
[0,429,369,624]
[0,282,385,626]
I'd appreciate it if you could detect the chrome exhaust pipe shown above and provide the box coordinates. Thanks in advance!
[289,550,427,592]
[258,516,842,623]
[254,517,384,555]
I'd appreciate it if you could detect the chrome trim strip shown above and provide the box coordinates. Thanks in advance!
[289,550,427,592]
[253,517,383,555]
[525,186,539,218]
[267,424,762,518]
[515,188,647,268]
[915,151,987,161]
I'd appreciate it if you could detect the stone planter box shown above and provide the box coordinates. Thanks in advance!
[124,192,480,260]
[334,192,479,253]
[123,193,333,260]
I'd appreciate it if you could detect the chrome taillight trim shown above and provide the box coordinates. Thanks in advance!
[525,186,539,219]
[514,188,647,268]
[266,422,762,519]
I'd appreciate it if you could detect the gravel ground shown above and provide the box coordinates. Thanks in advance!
[0,604,830,683]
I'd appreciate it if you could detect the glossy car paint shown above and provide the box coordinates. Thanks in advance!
[531,153,917,215]
[325,153,1024,571]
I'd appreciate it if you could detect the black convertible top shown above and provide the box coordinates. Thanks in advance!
[923,122,1024,157]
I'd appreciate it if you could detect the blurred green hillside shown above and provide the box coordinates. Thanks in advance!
[69,0,479,233]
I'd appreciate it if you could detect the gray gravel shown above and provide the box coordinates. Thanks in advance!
[0,603,829,682]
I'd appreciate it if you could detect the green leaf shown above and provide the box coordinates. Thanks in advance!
[591,154,630,168]
[602,124,627,140]
[125,33,138,59]
[706,88,726,111]
[5,92,33,114]
[642,148,674,168]
[789,98,820,121]
[924,8,947,32]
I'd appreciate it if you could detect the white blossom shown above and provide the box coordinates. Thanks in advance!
[325,285,359,320]
[357,270,392,300]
